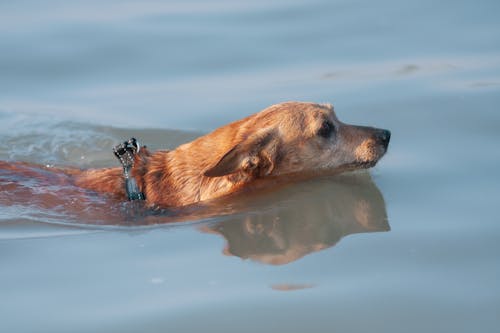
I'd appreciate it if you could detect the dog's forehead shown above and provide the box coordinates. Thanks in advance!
[253,102,337,134]
[311,103,335,119]
[275,102,334,118]
[295,103,337,124]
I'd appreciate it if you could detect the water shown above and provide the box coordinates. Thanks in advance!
[1,0,500,332]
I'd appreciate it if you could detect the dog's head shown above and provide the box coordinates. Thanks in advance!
[204,102,390,179]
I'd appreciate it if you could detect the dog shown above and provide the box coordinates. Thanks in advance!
[73,101,390,207]
[1,102,390,209]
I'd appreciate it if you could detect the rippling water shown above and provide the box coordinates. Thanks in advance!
[1,1,500,332]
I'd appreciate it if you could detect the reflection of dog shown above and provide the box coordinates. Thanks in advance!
[75,102,390,207]
[201,173,390,265]
[1,102,390,209]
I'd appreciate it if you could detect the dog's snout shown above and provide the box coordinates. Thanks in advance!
[375,129,391,148]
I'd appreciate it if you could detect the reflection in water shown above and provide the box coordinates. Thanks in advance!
[201,172,389,265]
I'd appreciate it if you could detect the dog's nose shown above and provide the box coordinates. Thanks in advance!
[375,129,391,148]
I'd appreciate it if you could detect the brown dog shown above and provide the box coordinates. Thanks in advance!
[72,101,390,208]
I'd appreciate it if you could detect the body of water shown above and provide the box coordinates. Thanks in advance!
[1,0,499,332]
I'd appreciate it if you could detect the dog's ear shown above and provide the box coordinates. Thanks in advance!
[204,128,280,178]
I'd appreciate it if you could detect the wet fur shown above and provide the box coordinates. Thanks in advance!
[4,102,391,208]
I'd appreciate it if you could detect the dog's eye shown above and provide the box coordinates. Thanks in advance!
[317,121,335,138]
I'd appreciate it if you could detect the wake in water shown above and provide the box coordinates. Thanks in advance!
[0,113,178,226]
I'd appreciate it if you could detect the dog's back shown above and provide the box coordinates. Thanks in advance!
[0,161,79,208]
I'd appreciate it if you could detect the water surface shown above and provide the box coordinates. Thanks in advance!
[1,0,500,332]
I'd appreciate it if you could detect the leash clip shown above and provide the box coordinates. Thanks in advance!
[113,137,145,201]
[113,138,140,167]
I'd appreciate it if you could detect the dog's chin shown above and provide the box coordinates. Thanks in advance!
[343,149,387,172]
[341,160,377,172]
[358,160,379,169]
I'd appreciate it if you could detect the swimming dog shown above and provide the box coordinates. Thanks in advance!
[74,101,391,207]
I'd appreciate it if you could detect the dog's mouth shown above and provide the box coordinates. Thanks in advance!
[355,141,388,163]
[341,160,378,172]
[344,140,389,172]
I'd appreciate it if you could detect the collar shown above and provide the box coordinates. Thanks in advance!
[113,137,145,201]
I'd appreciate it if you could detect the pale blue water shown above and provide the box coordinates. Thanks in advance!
[1,0,500,332]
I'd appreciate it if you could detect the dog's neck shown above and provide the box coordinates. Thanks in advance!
[73,141,256,208]
[138,148,253,208]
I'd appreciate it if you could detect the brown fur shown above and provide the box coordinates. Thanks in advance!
[74,102,391,207]
[4,102,391,209]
